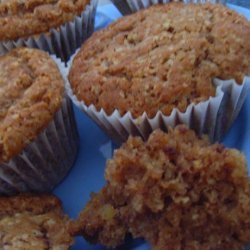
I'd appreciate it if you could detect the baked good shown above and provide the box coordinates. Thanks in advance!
[0,48,78,194]
[110,0,227,16]
[69,3,250,118]
[70,126,250,249]
[0,48,63,163]
[0,0,96,62]
[0,194,73,249]
[0,0,90,41]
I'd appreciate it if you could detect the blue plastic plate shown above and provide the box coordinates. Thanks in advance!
[54,3,250,250]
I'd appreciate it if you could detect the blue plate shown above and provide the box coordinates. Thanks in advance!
[54,3,250,250]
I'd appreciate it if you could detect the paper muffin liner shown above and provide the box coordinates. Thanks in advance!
[111,0,226,15]
[0,56,79,195]
[0,0,97,62]
[65,51,250,145]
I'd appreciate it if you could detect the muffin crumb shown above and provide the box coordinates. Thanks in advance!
[70,126,250,249]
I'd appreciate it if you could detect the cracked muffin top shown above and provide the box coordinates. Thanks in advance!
[70,126,250,249]
[69,3,250,118]
[0,194,73,250]
[0,0,90,41]
[0,48,64,163]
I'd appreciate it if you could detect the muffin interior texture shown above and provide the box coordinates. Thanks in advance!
[0,0,90,40]
[70,3,250,118]
[0,194,73,250]
[0,48,64,163]
[70,126,250,249]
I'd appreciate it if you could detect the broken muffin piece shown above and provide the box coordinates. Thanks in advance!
[70,126,250,250]
[0,194,73,250]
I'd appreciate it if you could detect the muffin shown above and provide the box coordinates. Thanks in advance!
[0,194,73,249]
[0,47,78,195]
[67,3,250,144]
[0,0,97,61]
[70,126,250,249]
[111,0,226,16]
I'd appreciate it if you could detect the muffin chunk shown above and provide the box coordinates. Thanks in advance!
[70,126,250,249]
[0,0,90,41]
[0,48,64,163]
[0,194,73,249]
[69,3,250,118]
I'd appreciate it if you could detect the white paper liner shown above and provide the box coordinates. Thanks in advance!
[65,50,250,145]
[111,0,226,15]
[0,0,97,61]
[0,55,79,195]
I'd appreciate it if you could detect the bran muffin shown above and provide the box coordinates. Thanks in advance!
[70,3,250,117]
[0,0,89,41]
[0,194,73,249]
[111,0,226,16]
[70,126,250,249]
[68,3,250,143]
[0,48,78,195]
[0,0,96,61]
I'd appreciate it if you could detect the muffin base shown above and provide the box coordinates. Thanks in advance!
[0,0,97,61]
[66,50,250,144]
[0,96,79,195]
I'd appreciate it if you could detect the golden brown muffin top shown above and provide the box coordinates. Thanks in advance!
[0,48,64,163]
[0,194,73,250]
[69,3,250,118]
[70,126,250,249]
[0,0,90,41]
